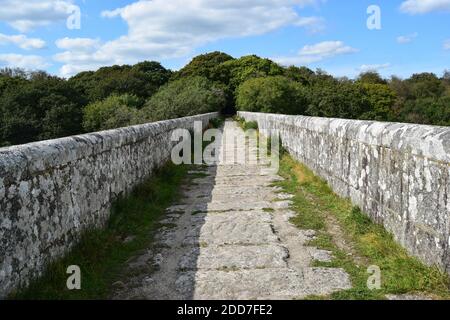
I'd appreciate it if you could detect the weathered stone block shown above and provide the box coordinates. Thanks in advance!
[238,111,450,274]
[0,113,217,297]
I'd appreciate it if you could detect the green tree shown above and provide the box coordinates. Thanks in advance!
[142,76,226,121]
[359,83,396,121]
[407,72,445,98]
[218,55,285,91]
[236,76,308,115]
[69,62,172,104]
[173,51,234,81]
[397,96,450,126]
[284,66,315,85]
[83,94,141,132]
[357,71,387,85]
[306,80,371,119]
[40,101,83,140]
[0,73,85,146]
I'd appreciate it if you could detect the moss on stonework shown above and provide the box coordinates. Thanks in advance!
[276,152,450,300]
[9,162,189,300]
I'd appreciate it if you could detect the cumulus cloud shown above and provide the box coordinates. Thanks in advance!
[55,37,101,51]
[358,63,391,73]
[397,32,418,44]
[274,41,358,65]
[54,0,325,77]
[400,0,450,14]
[53,37,108,77]
[444,39,450,50]
[294,16,325,33]
[0,0,76,32]
[0,33,46,50]
[0,53,49,69]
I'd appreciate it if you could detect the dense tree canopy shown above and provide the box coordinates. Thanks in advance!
[142,76,226,122]
[173,51,234,81]
[217,55,285,91]
[284,66,315,85]
[305,80,371,119]
[0,54,449,147]
[236,76,307,115]
[357,71,387,85]
[83,94,141,132]
[0,70,86,146]
[68,61,172,104]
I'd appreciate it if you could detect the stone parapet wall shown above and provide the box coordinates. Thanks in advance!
[238,111,450,273]
[0,112,217,297]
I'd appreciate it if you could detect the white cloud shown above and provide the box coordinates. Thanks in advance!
[55,37,101,51]
[397,32,418,44]
[400,0,450,14]
[0,53,49,69]
[0,33,46,50]
[444,39,450,50]
[54,0,325,77]
[294,16,325,33]
[358,63,391,73]
[0,0,76,32]
[274,41,358,65]
[53,37,108,76]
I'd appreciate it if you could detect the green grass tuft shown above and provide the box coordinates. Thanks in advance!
[276,153,450,300]
[10,162,188,300]
[209,116,225,129]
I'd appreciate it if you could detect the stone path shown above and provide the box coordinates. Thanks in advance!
[113,120,351,300]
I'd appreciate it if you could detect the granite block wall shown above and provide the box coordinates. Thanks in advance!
[239,111,450,274]
[0,112,217,297]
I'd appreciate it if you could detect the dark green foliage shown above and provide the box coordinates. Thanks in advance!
[173,54,284,114]
[218,55,285,91]
[0,63,172,146]
[236,76,308,115]
[389,73,450,126]
[1,54,449,148]
[142,76,226,121]
[172,52,235,113]
[173,51,234,81]
[395,96,450,126]
[284,66,315,85]
[306,80,371,119]
[68,61,172,104]
[83,94,142,132]
[209,116,225,129]
[244,121,258,130]
[407,72,445,98]
[0,70,86,146]
[358,83,397,121]
[357,71,387,85]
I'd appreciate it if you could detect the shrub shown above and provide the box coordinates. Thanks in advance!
[244,121,258,130]
[358,83,396,121]
[83,94,141,132]
[142,76,226,121]
[306,80,371,119]
[236,76,308,115]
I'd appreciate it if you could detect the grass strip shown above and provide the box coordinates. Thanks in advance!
[11,162,188,300]
[276,152,450,300]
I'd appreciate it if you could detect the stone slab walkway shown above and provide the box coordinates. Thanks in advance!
[113,120,351,300]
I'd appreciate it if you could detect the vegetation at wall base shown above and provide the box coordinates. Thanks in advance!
[234,116,258,131]
[9,118,220,300]
[276,153,450,300]
[9,161,188,300]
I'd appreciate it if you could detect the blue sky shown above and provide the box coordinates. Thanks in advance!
[0,0,449,78]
